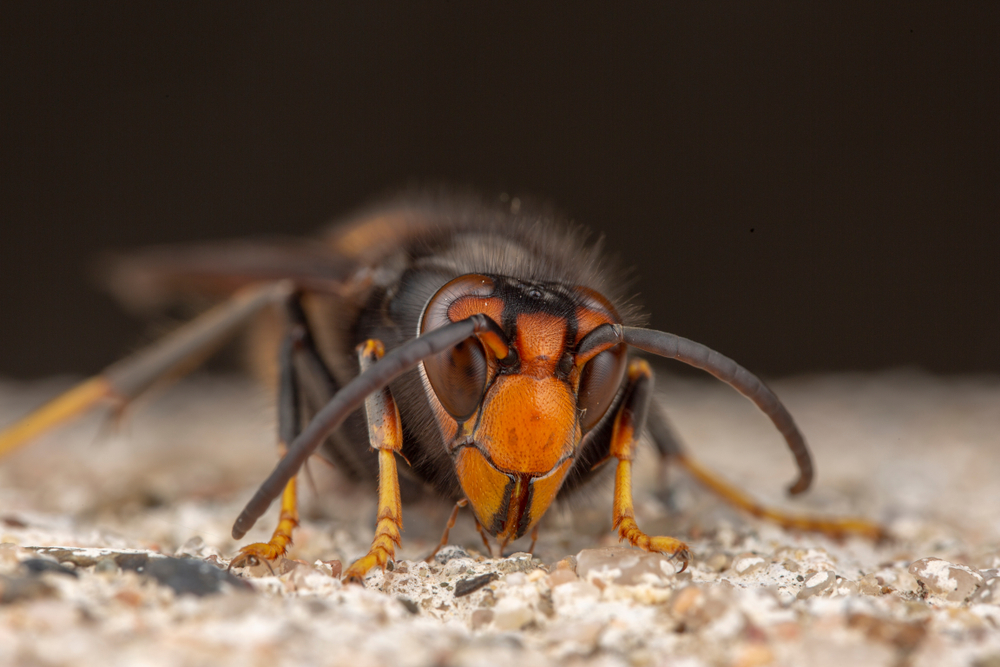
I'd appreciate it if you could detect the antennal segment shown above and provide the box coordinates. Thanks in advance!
[577,324,813,495]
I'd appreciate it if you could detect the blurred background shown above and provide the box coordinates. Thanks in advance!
[1,3,997,379]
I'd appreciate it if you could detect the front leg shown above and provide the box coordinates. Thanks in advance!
[343,340,405,582]
[610,358,692,571]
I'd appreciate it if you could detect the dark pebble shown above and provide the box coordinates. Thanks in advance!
[454,572,498,598]
[397,597,420,614]
[434,545,472,565]
[20,559,78,578]
[115,554,250,596]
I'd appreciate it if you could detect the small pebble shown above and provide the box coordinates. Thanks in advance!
[671,585,705,617]
[20,559,77,578]
[908,558,983,602]
[175,536,206,558]
[892,571,920,596]
[434,545,471,564]
[470,608,493,629]
[496,554,541,574]
[973,574,999,604]
[505,572,527,587]
[797,570,836,599]
[526,569,546,583]
[318,560,343,578]
[37,547,99,568]
[397,597,419,615]
[859,573,883,596]
[706,552,733,572]
[575,546,676,584]
[837,578,860,596]
[116,554,249,596]
[492,597,534,631]
[551,580,602,610]
[454,572,498,598]
[547,569,578,588]
[553,556,576,571]
[732,555,767,577]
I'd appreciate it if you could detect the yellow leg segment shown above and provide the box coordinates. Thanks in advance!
[0,377,115,458]
[674,452,887,541]
[231,474,300,567]
[611,360,691,571]
[343,339,405,582]
[344,448,403,580]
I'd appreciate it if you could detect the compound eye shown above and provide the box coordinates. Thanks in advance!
[423,336,488,421]
[577,344,627,430]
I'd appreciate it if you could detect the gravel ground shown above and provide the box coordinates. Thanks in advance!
[1,371,998,667]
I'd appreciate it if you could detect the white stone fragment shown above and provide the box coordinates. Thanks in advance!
[732,555,766,577]
[796,570,836,599]
[491,596,536,631]
[908,558,983,602]
[575,546,678,585]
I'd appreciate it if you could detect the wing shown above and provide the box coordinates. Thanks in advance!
[99,236,362,313]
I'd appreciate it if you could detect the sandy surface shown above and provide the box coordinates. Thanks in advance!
[1,371,998,667]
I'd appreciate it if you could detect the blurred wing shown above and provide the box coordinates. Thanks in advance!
[98,236,363,313]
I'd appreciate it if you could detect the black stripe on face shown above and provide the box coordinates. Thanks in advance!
[488,475,515,535]
[515,475,536,539]
[494,277,579,330]
[492,277,581,383]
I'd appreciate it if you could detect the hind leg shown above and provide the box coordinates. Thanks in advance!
[0,281,293,459]
[646,394,885,541]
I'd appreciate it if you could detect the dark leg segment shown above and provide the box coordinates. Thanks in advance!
[231,294,318,565]
[0,282,293,459]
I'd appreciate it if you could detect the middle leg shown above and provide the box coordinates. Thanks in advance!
[610,358,692,570]
[231,293,328,566]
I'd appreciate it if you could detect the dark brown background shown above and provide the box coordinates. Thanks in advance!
[1,3,997,379]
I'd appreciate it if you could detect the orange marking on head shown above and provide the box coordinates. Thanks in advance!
[515,313,567,377]
[474,374,579,475]
[574,306,617,343]
[574,287,622,343]
[455,447,511,530]
[448,295,504,326]
[523,458,574,533]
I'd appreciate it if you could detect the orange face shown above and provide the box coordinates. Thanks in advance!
[419,274,626,544]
